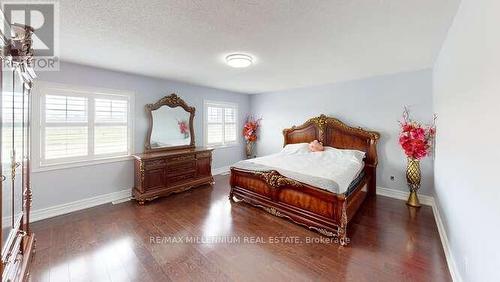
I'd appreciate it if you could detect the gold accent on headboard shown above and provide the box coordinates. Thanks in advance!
[282,114,380,167]
[308,115,328,133]
[307,114,380,140]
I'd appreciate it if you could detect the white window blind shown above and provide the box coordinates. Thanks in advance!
[35,83,134,168]
[94,98,128,155]
[204,101,238,147]
[44,95,88,160]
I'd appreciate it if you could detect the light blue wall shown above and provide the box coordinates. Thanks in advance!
[32,62,251,210]
[433,0,500,280]
[31,63,434,213]
[250,69,435,195]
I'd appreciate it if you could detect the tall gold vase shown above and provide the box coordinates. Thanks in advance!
[406,158,421,207]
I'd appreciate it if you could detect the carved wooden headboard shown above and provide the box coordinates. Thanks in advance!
[282,115,380,167]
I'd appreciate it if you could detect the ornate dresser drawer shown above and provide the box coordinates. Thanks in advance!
[144,159,166,169]
[132,148,214,204]
[196,152,211,159]
[167,154,195,162]
[168,172,197,185]
[167,159,196,175]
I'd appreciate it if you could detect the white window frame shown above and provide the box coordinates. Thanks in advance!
[32,81,135,172]
[203,100,239,148]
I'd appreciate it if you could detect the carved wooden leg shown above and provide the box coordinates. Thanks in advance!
[338,224,348,246]
[137,200,145,205]
[339,201,349,246]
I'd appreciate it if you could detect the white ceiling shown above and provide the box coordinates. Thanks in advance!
[58,0,460,94]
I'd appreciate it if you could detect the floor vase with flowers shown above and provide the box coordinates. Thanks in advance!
[243,116,261,159]
[398,107,436,208]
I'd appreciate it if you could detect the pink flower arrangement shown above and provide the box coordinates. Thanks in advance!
[178,120,189,138]
[399,107,436,160]
[243,116,262,143]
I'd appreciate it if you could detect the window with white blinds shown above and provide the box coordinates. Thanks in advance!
[34,83,134,168]
[43,95,88,160]
[204,101,238,147]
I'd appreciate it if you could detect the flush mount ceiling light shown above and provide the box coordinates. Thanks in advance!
[225,53,253,68]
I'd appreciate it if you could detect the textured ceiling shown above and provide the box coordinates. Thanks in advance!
[57,0,459,93]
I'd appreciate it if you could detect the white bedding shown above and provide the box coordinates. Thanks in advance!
[243,143,365,194]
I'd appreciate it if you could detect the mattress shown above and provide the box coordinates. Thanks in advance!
[232,146,366,194]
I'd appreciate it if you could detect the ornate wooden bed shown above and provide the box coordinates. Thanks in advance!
[229,115,380,245]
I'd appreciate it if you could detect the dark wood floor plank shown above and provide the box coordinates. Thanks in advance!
[29,175,451,282]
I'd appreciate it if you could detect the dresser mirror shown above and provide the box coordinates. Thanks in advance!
[145,93,195,151]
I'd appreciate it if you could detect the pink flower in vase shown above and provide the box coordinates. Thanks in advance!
[178,120,189,138]
[398,107,436,160]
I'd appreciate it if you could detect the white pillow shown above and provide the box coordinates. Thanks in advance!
[281,143,310,154]
[323,146,366,163]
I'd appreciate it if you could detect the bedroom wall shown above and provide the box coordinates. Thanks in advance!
[250,69,434,195]
[433,0,500,280]
[31,62,250,211]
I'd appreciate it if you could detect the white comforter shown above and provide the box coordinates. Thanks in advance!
[243,144,365,194]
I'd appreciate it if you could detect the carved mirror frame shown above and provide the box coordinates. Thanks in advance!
[144,93,196,152]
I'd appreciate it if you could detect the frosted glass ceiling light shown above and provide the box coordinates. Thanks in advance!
[225,53,253,68]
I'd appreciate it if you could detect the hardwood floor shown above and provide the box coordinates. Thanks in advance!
[29,174,451,281]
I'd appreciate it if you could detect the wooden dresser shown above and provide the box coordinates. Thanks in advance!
[132,147,214,204]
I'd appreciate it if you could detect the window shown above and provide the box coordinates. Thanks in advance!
[33,82,134,169]
[204,101,238,147]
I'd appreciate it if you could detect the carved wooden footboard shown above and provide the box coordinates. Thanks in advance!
[230,167,370,245]
[229,115,379,246]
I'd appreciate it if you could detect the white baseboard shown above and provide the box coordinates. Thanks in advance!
[212,166,230,175]
[376,186,434,206]
[30,167,232,223]
[431,198,461,282]
[2,213,22,227]
[30,166,231,222]
[377,186,460,282]
[30,189,131,222]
